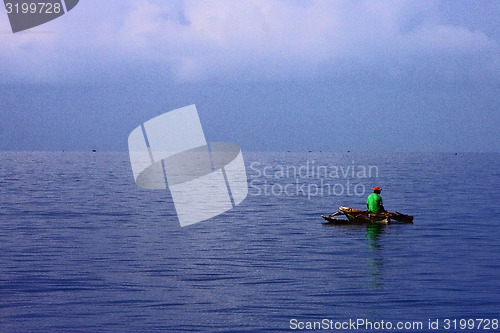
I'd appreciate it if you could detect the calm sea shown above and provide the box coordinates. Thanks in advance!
[0,152,499,332]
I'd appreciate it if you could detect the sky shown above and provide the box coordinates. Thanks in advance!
[0,0,499,152]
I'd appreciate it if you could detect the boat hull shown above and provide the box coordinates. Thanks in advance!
[322,207,413,225]
[340,206,390,224]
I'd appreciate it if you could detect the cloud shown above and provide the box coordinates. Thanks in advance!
[0,0,498,83]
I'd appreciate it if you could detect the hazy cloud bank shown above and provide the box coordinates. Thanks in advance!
[0,0,498,83]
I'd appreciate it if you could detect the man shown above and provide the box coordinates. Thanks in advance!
[366,186,386,214]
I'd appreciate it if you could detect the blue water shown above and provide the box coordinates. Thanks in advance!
[1,152,499,332]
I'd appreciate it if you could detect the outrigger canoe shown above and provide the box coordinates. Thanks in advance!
[322,206,413,225]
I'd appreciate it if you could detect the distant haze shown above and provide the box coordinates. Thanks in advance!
[1,0,498,152]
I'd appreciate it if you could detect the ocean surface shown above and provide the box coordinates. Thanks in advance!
[1,152,499,332]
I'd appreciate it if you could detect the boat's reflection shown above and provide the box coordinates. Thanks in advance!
[324,223,386,289]
[365,224,384,289]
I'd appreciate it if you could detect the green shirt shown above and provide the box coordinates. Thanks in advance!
[367,193,384,213]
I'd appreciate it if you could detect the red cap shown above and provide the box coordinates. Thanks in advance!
[373,186,382,191]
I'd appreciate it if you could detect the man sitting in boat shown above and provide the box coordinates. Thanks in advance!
[366,186,386,214]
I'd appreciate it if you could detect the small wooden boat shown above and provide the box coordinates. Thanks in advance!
[322,206,413,225]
